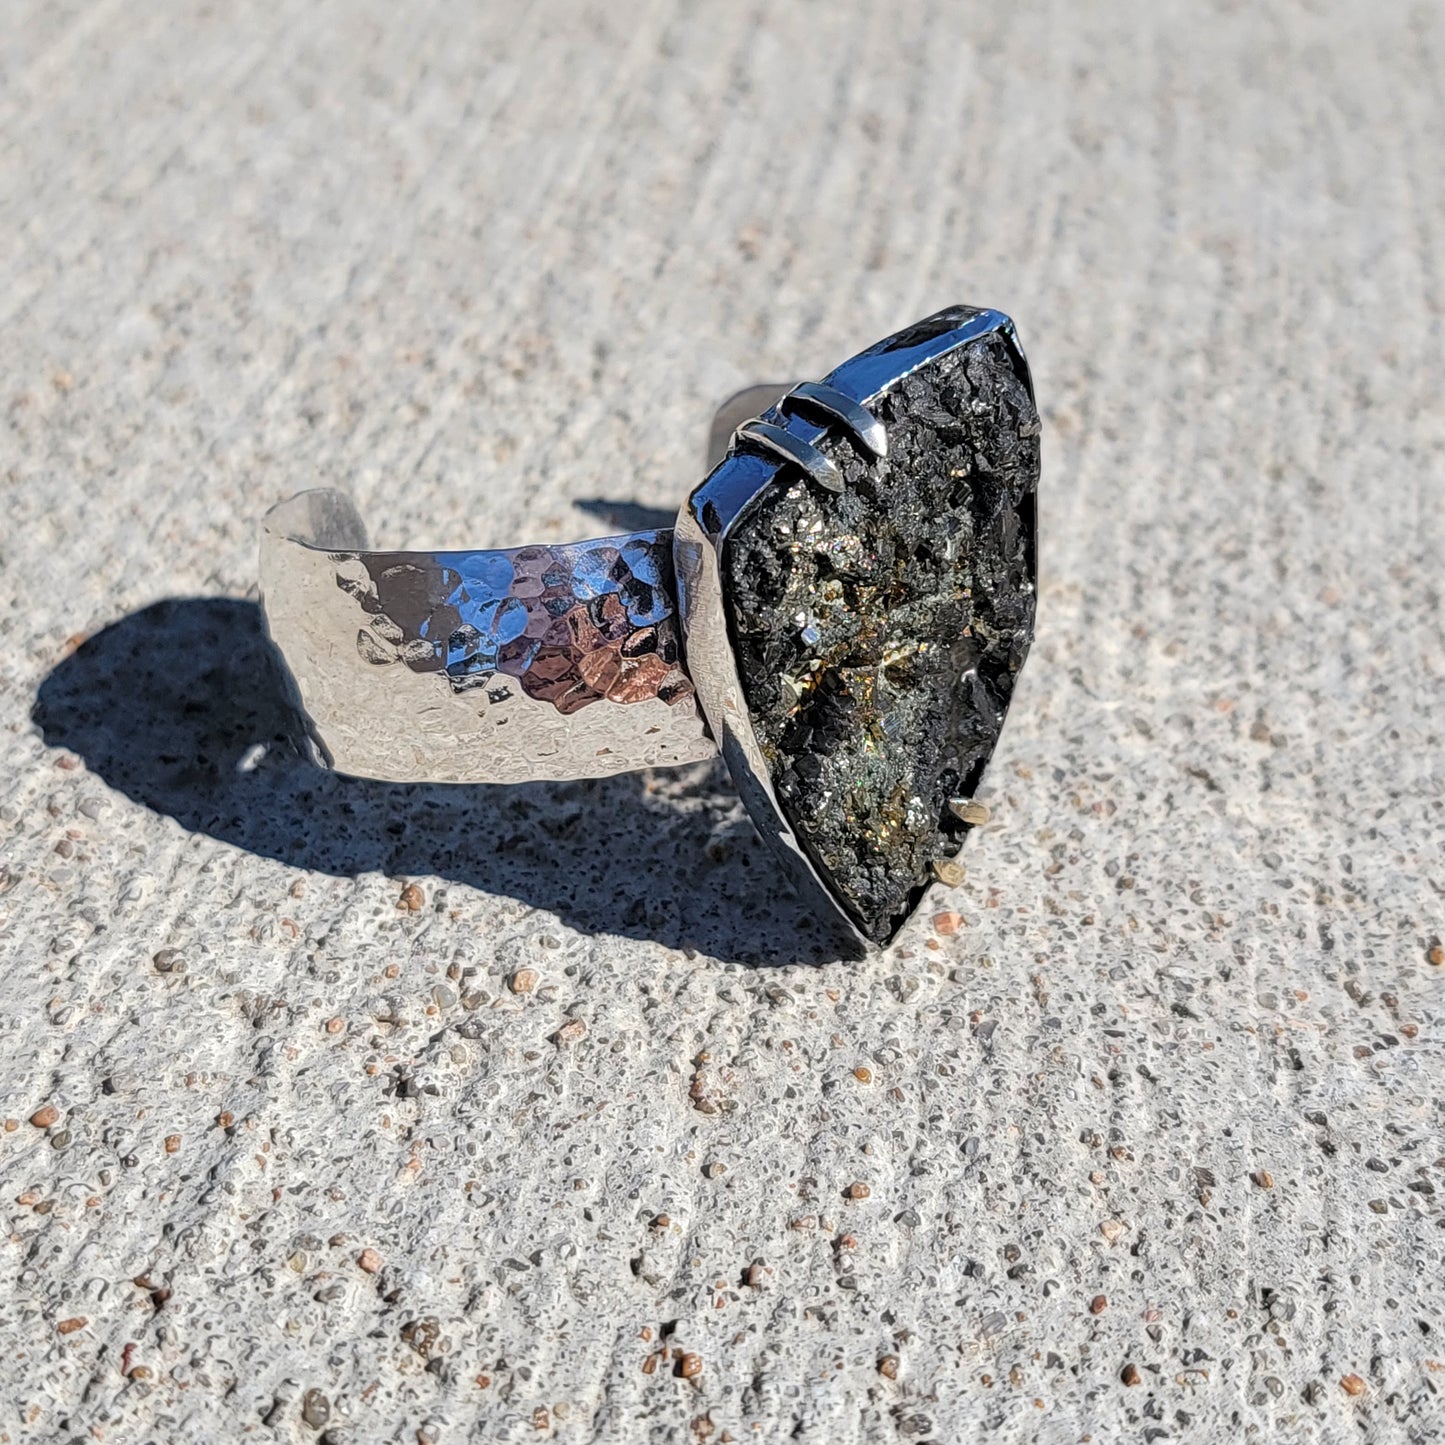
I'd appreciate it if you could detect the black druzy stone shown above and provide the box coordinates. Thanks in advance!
[722,333,1039,943]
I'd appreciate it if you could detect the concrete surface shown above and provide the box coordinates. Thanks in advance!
[1,2,1442,1441]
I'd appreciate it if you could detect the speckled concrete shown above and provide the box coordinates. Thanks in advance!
[1,3,1442,1442]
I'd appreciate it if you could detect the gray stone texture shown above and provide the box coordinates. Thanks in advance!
[0,3,1441,1444]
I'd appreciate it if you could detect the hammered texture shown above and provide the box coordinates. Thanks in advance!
[259,510,715,784]
[345,536,693,715]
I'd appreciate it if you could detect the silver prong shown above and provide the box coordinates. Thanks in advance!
[733,419,843,492]
[782,381,887,459]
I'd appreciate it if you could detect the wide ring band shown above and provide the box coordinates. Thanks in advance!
[261,305,1039,948]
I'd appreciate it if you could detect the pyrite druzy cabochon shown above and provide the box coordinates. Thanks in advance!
[721,331,1039,943]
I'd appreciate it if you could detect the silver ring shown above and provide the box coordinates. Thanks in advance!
[260,305,1039,951]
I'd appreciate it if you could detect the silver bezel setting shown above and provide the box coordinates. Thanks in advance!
[673,305,1037,953]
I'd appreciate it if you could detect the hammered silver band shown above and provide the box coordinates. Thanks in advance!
[260,492,717,784]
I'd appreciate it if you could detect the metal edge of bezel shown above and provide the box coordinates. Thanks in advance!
[673,305,1031,953]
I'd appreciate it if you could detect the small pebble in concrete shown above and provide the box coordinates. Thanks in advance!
[930,859,965,887]
[301,1388,330,1428]
[932,911,964,935]
[357,1248,382,1274]
[30,1104,59,1128]
[844,1182,871,1200]
[397,883,424,912]
[1120,1363,1141,1386]
[877,1355,899,1379]
[676,1353,702,1379]
[57,1318,87,1335]
[510,968,539,995]
[1090,1295,1107,1315]
[1252,1170,1274,1189]
[1340,1373,1367,1397]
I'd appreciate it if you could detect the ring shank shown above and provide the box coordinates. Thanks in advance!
[259,491,717,784]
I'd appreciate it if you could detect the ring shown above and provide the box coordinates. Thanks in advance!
[260,305,1039,951]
